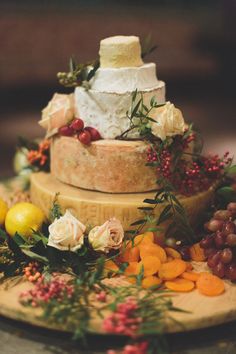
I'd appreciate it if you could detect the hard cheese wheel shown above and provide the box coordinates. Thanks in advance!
[30,172,214,231]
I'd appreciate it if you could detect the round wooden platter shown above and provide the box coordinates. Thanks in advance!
[0,263,236,335]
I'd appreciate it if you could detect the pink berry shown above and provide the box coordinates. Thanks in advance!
[78,130,91,145]
[85,126,101,141]
[70,118,84,132]
[58,125,74,136]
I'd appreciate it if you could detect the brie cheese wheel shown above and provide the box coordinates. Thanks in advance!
[90,63,159,93]
[74,82,166,139]
[99,35,143,68]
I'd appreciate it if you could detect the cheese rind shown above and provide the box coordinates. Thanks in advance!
[30,172,214,231]
[90,63,159,93]
[74,82,165,139]
[99,35,143,68]
[50,137,157,193]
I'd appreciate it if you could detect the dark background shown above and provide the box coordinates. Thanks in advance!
[0,0,236,178]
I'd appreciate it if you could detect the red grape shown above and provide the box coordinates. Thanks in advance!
[220,248,233,264]
[204,247,218,258]
[78,130,91,145]
[207,251,221,268]
[85,127,101,141]
[212,262,225,278]
[213,209,231,221]
[205,219,224,232]
[178,246,190,261]
[200,235,214,249]
[214,231,226,249]
[58,125,74,136]
[222,221,236,236]
[227,202,236,214]
[70,118,84,132]
[225,264,236,281]
[226,233,236,246]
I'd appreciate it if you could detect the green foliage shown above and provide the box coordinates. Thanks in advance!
[49,193,62,222]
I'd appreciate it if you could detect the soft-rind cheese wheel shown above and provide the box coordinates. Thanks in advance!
[99,35,143,68]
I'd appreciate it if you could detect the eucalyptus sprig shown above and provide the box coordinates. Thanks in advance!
[116,90,164,140]
[57,56,100,88]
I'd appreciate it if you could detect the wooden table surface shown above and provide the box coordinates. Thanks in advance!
[0,314,236,354]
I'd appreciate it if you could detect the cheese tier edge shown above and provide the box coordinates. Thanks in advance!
[30,172,214,231]
[90,63,159,93]
[75,82,166,139]
[50,137,157,193]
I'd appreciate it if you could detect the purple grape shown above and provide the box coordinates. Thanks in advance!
[226,233,236,246]
[225,263,236,281]
[178,246,190,261]
[214,209,231,221]
[200,235,214,249]
[222,221,236,236]
[214,231,226,249]
[212,262,225,278]
[205,219,224,232]
[227,202,236,215]
[207,251,222,268]
[204,247,218,258]
[220,248,233,264]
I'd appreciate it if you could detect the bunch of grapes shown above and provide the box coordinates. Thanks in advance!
[200,202,236,281]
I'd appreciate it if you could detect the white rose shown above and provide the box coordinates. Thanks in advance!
[88,218,124,253]
[39,93,74,137]
[48,210,86,252]
[151,101,186,141]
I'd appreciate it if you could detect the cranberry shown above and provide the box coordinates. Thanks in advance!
[70,118,84,132]
[78,130,91,145]
[58,125,74,136]
[85,127,101,141]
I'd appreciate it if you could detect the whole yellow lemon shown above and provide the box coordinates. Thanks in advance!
[5,202,45,237]
[0,198,8,227]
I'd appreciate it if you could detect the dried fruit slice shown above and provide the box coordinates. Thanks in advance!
[142,276,162,289]
[124,262,139,276]
[138,256,161,276]
[196,272,225,296]
[159,259,187,280]
[140,243,167,263]
[181,271,200,282]
[165,247,181,259]
[165,278,195,292]
[189,242,206,262]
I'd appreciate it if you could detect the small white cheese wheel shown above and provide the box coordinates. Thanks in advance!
[99,35,143,68]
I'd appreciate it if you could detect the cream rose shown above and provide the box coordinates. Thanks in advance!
[39,93,74,137]
[88,218,124,253]
[47,210,86,252]
[151,101,186,141]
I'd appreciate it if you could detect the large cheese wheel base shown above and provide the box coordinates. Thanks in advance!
[30,172,215,231]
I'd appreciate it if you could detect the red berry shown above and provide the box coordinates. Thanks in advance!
[85,127,101,141]
[70,118,84,132]
[78,130,91,145]
[58,125,74,136]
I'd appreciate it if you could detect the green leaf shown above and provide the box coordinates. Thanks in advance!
[130,219,146,226]
[0,228,7,241]
[217,186,236,203]
[21,249,48,264]
[226,164,236,176]
[143,198,163,204]
[137,206,154,211]
[131,98,142,118]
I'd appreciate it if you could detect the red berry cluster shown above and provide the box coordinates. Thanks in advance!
[27,139,50,167]
[20,273,74,307]
[147,136,232,196]
[200,202,236,281]
[58,118,101,145]
[103,297,142,337]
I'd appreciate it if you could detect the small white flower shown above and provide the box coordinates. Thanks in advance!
[48,210,86,252]
[151,101,186,141]
[88,218,124,253]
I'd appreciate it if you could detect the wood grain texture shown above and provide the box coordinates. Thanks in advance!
[30,172,214,231]
[0,264,236,334]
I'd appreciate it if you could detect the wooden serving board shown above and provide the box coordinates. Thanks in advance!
[0,264,236,335]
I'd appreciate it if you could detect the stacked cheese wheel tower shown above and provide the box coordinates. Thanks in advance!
[31,35,214,229]
[51,36,165,193]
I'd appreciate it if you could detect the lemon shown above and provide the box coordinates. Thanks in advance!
[0,198,8,227]
[5,202,45,237]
